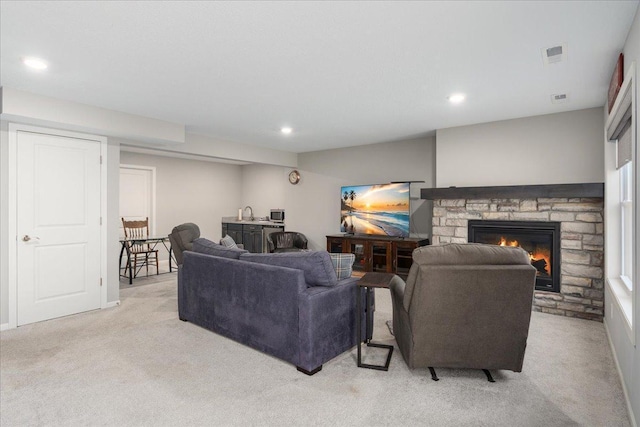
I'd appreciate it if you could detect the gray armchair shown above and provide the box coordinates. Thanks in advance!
[168,223,200,266]
[267,231,309,253]
[390,243,536,380]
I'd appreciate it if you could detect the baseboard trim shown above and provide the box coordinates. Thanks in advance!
[604,319,637,427]
[0,323,10,331]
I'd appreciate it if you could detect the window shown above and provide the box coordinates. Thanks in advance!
[620,161,633,291]
[605,62,634,336]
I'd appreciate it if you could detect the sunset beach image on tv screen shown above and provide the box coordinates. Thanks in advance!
[340,183,410,237]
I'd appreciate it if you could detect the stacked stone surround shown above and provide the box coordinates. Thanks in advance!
[431,197,604,321]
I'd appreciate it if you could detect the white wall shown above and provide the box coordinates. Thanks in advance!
[240,137,436,251]
[604,7,640,427]
[436,108,605,187]
[0,121,8,327]
[120,151,243,251]
[106,140,121,304]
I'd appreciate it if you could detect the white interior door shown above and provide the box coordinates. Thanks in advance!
[16,130,102,326]
[119,165,155,237]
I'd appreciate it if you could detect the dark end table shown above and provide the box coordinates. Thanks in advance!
[357,272,396,371]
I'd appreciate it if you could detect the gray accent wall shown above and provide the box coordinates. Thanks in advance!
[436,108,605,187]
[240,137,436,251]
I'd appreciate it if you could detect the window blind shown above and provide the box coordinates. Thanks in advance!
[616,120,632,169]
[606,79,633,170]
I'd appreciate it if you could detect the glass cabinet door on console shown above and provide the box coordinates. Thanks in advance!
[371,242,392,273]
[349,240,369,273]
[327,237,344,253]
[393,242,415,280]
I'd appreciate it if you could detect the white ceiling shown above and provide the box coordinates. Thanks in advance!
[1,1,638,153]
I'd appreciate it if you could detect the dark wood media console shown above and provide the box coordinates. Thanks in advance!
[326,234,429,280]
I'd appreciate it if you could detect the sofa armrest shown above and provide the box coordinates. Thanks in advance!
[297,277,367,371]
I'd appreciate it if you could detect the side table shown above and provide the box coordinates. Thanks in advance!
[356,272,396,371]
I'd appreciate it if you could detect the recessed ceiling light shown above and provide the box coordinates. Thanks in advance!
[280,127,293,135]
[448,93,466,104]
[23,57,48,70]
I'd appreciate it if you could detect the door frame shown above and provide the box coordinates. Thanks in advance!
[119,164,157,235]
[7,123,108,329]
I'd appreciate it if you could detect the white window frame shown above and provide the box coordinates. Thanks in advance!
[620,162,633,291]
[605,61,635,343]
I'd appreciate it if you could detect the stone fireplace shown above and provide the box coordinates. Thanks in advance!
[422,184,605,321]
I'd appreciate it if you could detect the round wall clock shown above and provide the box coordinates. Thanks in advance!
[288,170,301,185]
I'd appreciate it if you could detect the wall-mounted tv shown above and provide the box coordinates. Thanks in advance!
[340,183,410,237]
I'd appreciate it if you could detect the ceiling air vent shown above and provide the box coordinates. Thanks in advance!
[551,93,569,104]
[542,43,567,66]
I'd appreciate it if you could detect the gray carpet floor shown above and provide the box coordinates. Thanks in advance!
[1,274,631,426]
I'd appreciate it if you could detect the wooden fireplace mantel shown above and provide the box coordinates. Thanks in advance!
[420,183,604,200]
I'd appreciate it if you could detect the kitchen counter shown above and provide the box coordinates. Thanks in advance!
[221,217,285,227]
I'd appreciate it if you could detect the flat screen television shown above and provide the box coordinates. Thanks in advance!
[340,183,410,237]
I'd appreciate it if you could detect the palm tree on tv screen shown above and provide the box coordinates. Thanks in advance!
[348,190,356,211]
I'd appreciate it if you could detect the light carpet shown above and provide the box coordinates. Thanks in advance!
[1,274,631,426]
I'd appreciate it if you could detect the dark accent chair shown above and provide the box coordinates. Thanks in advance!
[168,223,200,266]
[390,243,536,380]
[267,231,309,253]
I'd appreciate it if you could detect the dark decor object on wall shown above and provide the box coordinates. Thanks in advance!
[608,53,624,113]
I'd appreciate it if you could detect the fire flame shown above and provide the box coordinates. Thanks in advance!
[498,236,519,247]
[497,236,551,275]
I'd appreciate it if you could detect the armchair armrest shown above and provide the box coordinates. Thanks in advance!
[294,233,309,249]
[389,275,407,311]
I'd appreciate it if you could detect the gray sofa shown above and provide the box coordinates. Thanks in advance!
[390,243,536,378]
[178,238,372,375]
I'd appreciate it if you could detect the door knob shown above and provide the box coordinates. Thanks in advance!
[23,235,40,242]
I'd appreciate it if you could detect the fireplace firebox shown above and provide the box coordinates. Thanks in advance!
[468,220,561,293]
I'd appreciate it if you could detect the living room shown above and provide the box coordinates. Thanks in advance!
[1,1,639,425]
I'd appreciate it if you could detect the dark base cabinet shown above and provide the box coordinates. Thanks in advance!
[222,223,243,247]
[326,235,429,280]
[222,222,285,253]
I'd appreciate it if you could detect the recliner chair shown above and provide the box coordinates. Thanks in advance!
[168,223,200,266]
[390,243,536,381]
[266,231,309,253]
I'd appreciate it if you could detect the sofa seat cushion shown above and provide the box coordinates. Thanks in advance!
[240,251,339,287]
[193,237,248,259]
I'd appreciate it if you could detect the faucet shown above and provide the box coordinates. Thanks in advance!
[244,206,254,221]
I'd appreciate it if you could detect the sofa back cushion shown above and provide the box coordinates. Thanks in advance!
[240,251,338,287]
[193,237,248,259]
